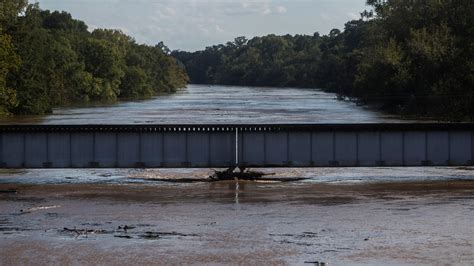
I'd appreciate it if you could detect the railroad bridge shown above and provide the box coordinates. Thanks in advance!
[0,124,473,168]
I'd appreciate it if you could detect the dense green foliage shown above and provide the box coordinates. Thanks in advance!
[174,0,474,120]
[0,1,187,115]
[0,0,26,115]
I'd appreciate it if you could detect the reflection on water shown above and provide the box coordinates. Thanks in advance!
[0,84,402,124]
[235,179,240,205]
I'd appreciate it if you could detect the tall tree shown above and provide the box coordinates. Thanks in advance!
[1,1,188,115]
[174,0,474,120]
[0,0,27,115]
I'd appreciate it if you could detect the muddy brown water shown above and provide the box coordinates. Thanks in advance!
[0,179,473,265]
[0,85,473,265]
[0,84,401,124]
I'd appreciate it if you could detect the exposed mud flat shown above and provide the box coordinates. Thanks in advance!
[0,180,473,265]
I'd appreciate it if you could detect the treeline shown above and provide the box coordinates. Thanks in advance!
[0,1,187,115]
[173,0,474,120]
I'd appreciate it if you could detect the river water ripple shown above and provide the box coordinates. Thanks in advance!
[0,84,401,124]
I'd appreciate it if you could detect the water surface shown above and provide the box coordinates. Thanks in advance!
[0,85,473,265]
[0,84,401,124]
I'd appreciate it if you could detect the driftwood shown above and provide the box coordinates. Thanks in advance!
[115,231,199,240]
[137,168,308,183]
[0,189,17,194]
[209,167,273,181]
[117,225,136,233]
[62,227,108,237]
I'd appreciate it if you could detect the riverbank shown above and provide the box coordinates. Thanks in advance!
[1,179,473,265]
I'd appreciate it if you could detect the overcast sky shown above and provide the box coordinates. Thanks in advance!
[37,0,368,51]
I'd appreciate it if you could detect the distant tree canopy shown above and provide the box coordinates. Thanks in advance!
[0,1,187,115]
[173,0,474,120]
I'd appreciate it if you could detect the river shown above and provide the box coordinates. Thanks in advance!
[0,85,473,265]
[0,84,401,124]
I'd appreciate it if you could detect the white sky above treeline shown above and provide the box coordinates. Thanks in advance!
[37,0,368,51]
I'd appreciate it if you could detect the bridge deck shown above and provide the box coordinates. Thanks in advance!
[0,124,473,168]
